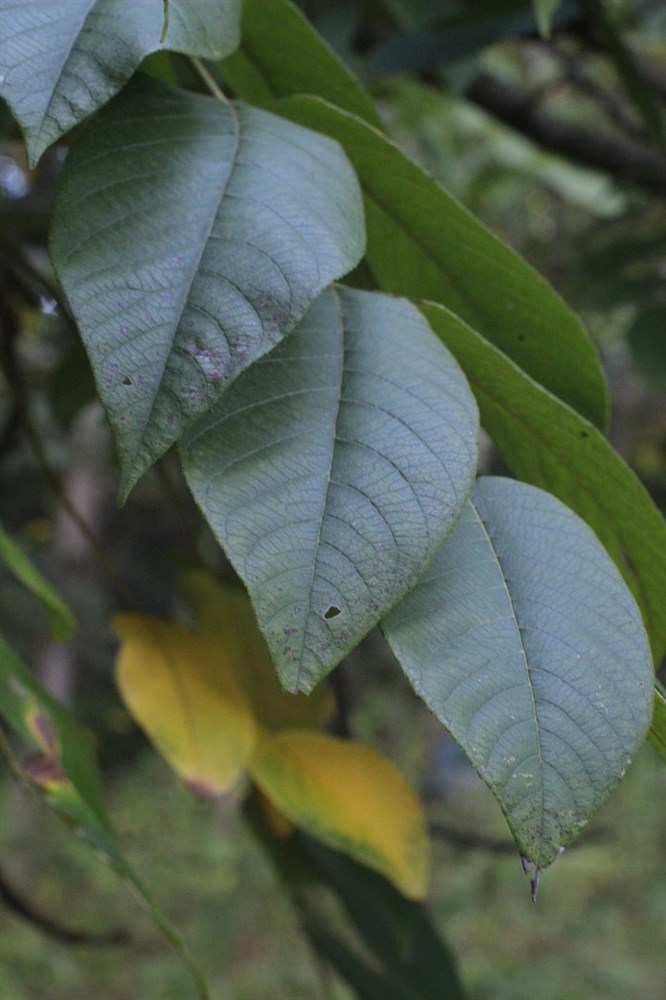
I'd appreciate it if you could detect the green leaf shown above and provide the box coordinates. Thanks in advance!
[180,286,478,692]
[272,95,608,430]
[0,0,241,166]
[0,634,209,999]
[650,683,666,762]
[0,522,76,641]
[220,0,384,130]
[533,0,560,39]
[420,301,666,667]
[301,837,465,1000]
[383,477,654,870]
[50,75,365,500]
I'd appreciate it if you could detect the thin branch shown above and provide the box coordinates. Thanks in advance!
[465,69,666,194]
[0,866,130,946]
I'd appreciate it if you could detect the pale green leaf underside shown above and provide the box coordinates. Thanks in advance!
[180,286,478,692]
[51,76,365,499]
[420,301,666,667]
[273,95,609,430]
[0,522,76,641]
[0,0,241,165]
[383,477,653,868]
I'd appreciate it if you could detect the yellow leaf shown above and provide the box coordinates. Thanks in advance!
[249,731,430,899]
[181,570,333,732]
[113,614,257,796]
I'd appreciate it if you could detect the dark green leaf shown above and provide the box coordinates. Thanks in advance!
[51,76,365,500]
[0,522,76,641]
[0,0,241,166]
[383,477,654,869]
[221,0,383,130]
[273,95,608,430]
[0,634,209,999]
[301,837,465,1000]
[180,286,478,692]
[420,301,666,667]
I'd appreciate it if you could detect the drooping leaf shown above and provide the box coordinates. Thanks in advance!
[220,0,384,129]
[273,95,608,430]
[301,837,465,1000]
[0,634,209,999]
[180,286,478,692]
[50,75,365,499]
[420,301,666,667]
[181,570,334,731]
[0,521,76,641]
[383,477,653,870]
[0,0,241,165]
[249,730,430,899]
[113,614,257,795]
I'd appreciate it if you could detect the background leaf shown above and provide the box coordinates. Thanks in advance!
[113,614,257,796]
[273,95,609,430]
[0,521,76,641]
[249,730,430,899]
[50,75,365,499]
[383,477,654,869]
[181,570,333,732]
[0,0,241,166]
[180,286,478,692]
[0,634,209,1000]
[420,301,666,667]
[220,0,384,129]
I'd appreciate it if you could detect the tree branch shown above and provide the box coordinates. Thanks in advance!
[465,69,666,194]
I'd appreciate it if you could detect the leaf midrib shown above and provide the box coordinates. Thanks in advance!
[469,496,546,847]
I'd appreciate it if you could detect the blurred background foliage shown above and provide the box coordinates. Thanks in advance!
[1,1,665,997]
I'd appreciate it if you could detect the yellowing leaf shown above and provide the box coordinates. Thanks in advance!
[113,614,257,796]
[249,731,430,899]
[181,570,333,732]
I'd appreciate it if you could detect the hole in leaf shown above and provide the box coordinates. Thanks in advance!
[323,605,341,620]
[122,376,133,386]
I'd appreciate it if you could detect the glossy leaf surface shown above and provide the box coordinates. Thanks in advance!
[51,76,364,498]
[274,95,608,429]
[383,478,653,869]
[181,286,478,692]
[114,614,257,795]
[221,0,383,129]
[0,0,241,165]
[421,301,666,667]
[250,730,430,899]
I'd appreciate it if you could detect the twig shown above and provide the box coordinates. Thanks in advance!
[465,69,666,194]
[0,866,130,946]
